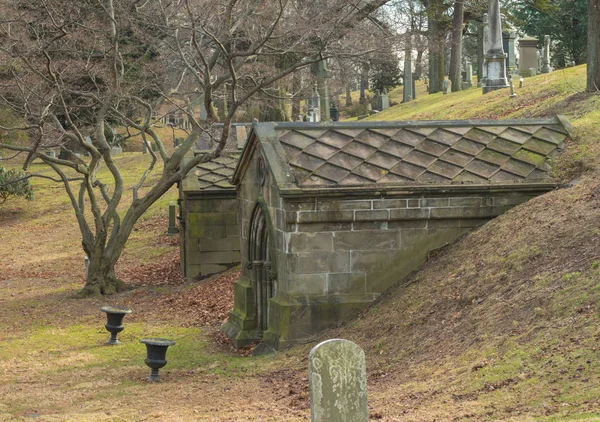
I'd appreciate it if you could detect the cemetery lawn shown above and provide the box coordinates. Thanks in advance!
[1,64,600,420]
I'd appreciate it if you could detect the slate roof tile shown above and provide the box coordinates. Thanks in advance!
[502,158,536,178]
[417,171,452,183]
[428,160,464,179]
[463,128,497,144]
[451,138,486,156]
[477,149,512,166]
[353,162,389,181]
[339,173,373,186]
[304,142,339,160]
[490,170,523,183]
[367,151,402,169]
[439,149,474,167]
[356,130,389,148]
[280,131,316,149]
[379,173,413,184]
[390,161,427,179]
[391,129,425,146]
[533,127,568,144]
[416,139,450,156]
[497,127,532,144]
[318,131,354,149]
[380,140,414,158]
[290,153,326,172]
[225,118,569,190]
[466,159,500,178]
[342,141,378,159]
[426,129,462,145]
[513,149,547,166]
[487,137,522,155]
[192,151,239,191]
[328,152,363,171]
[522,137,558,155]
[314,163,351,183]
[403,150,437,168]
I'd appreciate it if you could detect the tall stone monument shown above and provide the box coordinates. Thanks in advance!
[482,0,509,94]
[309,339,368,422]
[541,35,552,73]
[403,37,413,103]
[480,13,489,86]
[316,60,331,122]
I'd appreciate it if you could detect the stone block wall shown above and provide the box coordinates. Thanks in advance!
[180,193,240,281]
[264,191,537,346]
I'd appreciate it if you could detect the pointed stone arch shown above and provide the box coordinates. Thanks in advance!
[248,201,276,331]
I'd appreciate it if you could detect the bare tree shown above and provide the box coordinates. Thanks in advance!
[0,0,391,296]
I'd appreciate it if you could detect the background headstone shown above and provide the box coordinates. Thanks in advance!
[309,339,368,422]
[541,35,552,73]
[442,78,452,94]
[518,37,538,76]
[376,89,389,110]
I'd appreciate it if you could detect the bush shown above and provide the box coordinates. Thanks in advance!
[0,166,33,203]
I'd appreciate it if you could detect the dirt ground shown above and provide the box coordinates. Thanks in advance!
[0,201,312,421]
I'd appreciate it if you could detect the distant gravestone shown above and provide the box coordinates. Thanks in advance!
[309,339,368,422]
[518,36,538,76]
[111,146,122,156]
[442,78,452,94]
[541,35,552,74]
[376,91,389,111]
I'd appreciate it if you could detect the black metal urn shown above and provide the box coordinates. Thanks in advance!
[140,338,176,381]
[100,306,133,345]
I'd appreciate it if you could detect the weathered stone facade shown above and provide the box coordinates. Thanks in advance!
[179,123,251,281]
[221,118,572,350]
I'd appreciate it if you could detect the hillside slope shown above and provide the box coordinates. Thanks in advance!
[322,65,600,420]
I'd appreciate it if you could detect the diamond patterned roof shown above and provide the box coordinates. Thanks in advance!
[270,120,569,187]
[193,153,239,190]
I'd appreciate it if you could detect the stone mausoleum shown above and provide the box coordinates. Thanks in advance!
[221,117,572,350]
[179,124,250,281]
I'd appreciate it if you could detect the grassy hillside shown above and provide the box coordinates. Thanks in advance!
[320,65,600,420]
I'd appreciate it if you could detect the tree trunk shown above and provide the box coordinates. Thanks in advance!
[449,1,464,92]
[291,71,301,120]
[588,0,600,91]
[81,255,126,296]
[345,84,353,107]
[415,49,424,80]
[427,4,446,94]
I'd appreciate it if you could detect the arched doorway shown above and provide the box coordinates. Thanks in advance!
[248,203,274,331]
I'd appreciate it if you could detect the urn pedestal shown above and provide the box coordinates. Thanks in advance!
[100,306,133,345]
[140,338,176,381]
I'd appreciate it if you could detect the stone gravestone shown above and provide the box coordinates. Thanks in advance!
[541,35,552,73]
[442,78,452,94]
[309,339,368,422]
[462,62,473,89]
[518,36,538,76]
[376,89,389,111]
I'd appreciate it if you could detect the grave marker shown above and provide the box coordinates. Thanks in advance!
[309,339,368,422]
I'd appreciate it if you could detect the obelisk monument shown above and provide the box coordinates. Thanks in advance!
[482,0,509,94]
